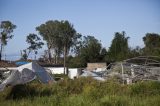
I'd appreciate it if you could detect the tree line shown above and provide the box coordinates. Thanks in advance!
[0,20,160,68]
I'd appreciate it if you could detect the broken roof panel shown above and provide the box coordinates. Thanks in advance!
[0,62,54,91]
[81,70,105,81]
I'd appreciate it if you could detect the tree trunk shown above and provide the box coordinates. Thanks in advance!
[48,47,52,63]
[34,54,36,60]
[0,52,1,61]
[0,44,3,61]
[57,49,61,64]
[56,55,58,64]
[63,46,66,74]
[55,49,58,64]
[54,55,56,64]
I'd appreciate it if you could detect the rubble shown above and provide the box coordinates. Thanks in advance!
[81,56,160,84]
[103,56,160,84]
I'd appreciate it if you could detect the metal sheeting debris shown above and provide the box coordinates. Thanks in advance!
[102,56,160,84]
[0,62,54,91]
[81,56,160,84]
[80,70,105,81]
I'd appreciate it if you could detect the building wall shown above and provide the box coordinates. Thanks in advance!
[45,67,67,74]
[87,63,107,71]
[68,68,82,79]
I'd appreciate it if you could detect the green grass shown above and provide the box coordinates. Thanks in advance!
[0,77,160,106]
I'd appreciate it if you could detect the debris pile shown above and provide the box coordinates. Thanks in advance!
[0,62,54,91]
[81,56,160,84]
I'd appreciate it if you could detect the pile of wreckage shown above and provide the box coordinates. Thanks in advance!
[0,56,160,91]
[85,56,160,84]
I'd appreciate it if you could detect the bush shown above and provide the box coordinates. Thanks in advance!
[129,81,160,96]
[0,78,160,106]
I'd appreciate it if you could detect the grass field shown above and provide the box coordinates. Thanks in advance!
[0,77,160,106]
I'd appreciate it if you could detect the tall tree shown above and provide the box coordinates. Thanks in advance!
[58,21,77,74]
[71,33,82,56]
[26,33,44,60]
[108,31,129,61]
[36,20,63,63]
[20,49,28,60]
[128,46,143,58]
[80,35,102,63]
[143,33,160,56]
[36,20,77,74]
[0,21,16,61]
[68,35,103,68]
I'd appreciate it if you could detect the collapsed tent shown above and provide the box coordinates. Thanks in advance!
[0,62,54,91]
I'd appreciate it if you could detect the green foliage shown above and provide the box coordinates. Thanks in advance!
[26,33,44,60]
[80,36,102,62]
[36,20,63,63]
[143,33,160,56]
[0,78,160,106]
[99,47,107,61]
[67,35,107,68]
[129,81,160,96]
[67,56,86,68]
[58,20,77,50]
[0,21,16,61]
[21,49,28,60]
[36,20,79,69]
[128,46,143,58]
[67,35,106,68]
[99,95,129,106]
[106,32,160,61]
[0,21,16,45]
[26,34,44,52]
[107,31,130,61]
[56,20,77,72]
[71,33,83,56]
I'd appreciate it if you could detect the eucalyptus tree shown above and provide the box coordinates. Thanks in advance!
[80,35,102,62]
[58,20,77,73]
[36,20,63,63]
[36,20,77,74]
[108,31,130,61]
[143,33,160,56]
[0,21,16,61]
[26,33,44,60]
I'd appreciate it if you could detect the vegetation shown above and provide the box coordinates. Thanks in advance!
[0,78,160,106]
[107,31,130,61]
[68,35,107,67]
[1,20,160,67]
[26,33,44,60]
[0,12,159,106]
[36,20,80,73]
[143,33,160,56]
[68,32,160,67]
[36,20,77,62]
[0,21,16,61]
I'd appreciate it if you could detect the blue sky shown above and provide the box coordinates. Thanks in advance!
[0,0,160,60]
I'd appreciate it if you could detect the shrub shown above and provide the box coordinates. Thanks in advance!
[0,78,160,106]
